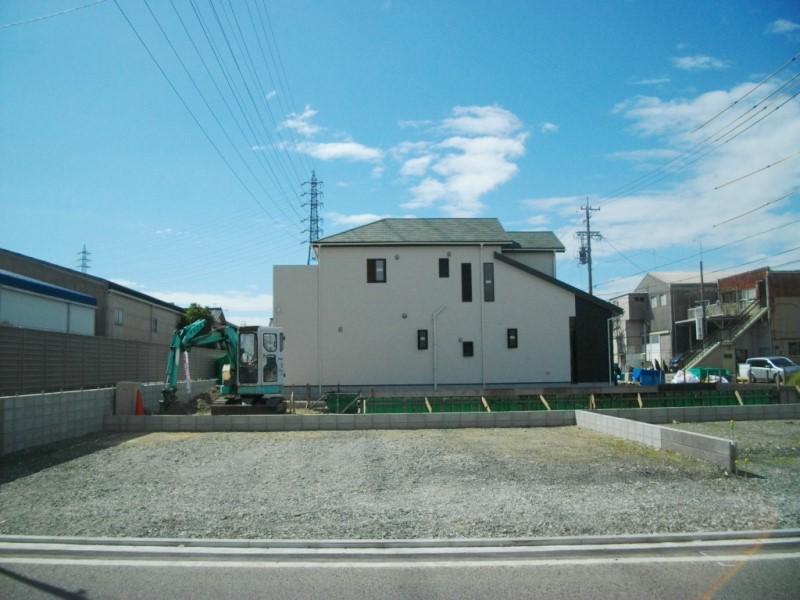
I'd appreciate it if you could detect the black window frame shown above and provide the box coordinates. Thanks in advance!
[417,329,429,350]
[483,262,495,302]
[462,341,474,357]
[507,328,518,349]
[461,263,472,302]
[438,257,450,278]
[367,258,387,283]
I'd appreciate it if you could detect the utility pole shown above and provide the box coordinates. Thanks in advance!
[576,199,601,295]
[698,240,706,348]
[301,171,323,265]
[76,244,91,273]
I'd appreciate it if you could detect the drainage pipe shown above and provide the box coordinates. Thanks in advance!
[432,305,446,390]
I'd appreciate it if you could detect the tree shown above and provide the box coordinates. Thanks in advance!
[178,303,213,333]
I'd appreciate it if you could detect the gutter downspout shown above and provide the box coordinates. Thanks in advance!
[432,305,446,390]
[316,258,322,397]
[607,316,614,386]
[479,243,486,390]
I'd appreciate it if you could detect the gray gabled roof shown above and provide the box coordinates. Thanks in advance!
[506,231,565,252]
[316,218,511,245]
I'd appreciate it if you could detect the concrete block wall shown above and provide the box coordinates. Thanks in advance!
[576,410,736,471]
[595,403,800,424]
[0,388,114,455]
[116,379,217,414]
[103,409,577,433]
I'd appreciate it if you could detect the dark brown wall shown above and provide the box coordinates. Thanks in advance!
[573,297,613,383]
[0,326,220,395]
[718,268,770,294]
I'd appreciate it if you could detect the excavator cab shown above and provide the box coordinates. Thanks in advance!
[231,325,286,409]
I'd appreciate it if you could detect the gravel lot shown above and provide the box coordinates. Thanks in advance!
[1,425,797,539]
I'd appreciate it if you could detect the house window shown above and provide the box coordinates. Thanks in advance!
[367,258,386,283]
[439,258,449,278]
[650,296,658,308]
[152,318,158,333]
[659,293,667,306]
[507,328,518,349]
[462,341,474,357]
[788,341,800,355]
[461,263,472,302]
[483,262,494,302]
[114,309,123,326]
[417,329,428,350]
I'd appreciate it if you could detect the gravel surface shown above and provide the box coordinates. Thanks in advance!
[1,426,797,539]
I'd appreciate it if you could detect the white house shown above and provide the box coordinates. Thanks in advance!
[273,218,621,390]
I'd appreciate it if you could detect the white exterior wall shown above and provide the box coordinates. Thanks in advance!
[274,245,573,387]
[501,251,555,276]
[0,286,95,335]
[273,266,319,387]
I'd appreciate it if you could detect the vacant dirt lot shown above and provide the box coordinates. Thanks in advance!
[1,425,797,539]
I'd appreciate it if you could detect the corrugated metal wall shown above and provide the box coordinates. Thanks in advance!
[0,326,221,395]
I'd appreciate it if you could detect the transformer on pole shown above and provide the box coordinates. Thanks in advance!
[576,199,601,295]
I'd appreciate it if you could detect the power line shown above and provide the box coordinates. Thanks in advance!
[593,216,800,290]
[0,0,107,31]
[576,200,601,294]
[713,150,800,190]
[601,237,645,271]
[690,50,800,133]
[112,0,279,223]
[712,192,796,228]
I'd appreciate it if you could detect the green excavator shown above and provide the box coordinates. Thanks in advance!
[162,318,287,413]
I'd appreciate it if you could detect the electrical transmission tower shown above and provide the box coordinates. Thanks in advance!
[576,199,601,295]
[76,244,91,273]
[301,171,323,265]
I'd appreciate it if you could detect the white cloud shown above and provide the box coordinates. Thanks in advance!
[766,19,800,35]
[148,290,273,314]
[280,105,320,137]
[672,55,730,71]
[110,278,138,288]
[266,90,278,100]
[607,149,681,162]
[442,105,523,136]
[296,141,383,162]
[327,212,388,227]
[630,77,671,86]
[540,122,559,134]
[399,105,528,217]
[371,165,385,178]
[398,119,434,129]
[400,154,435,177]
[551,80,800,264]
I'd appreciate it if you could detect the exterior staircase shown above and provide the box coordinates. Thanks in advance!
[680,300,767,370]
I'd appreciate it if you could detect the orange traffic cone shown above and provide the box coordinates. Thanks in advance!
[135,389,145,416]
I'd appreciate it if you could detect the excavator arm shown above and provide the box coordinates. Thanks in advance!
[162,319,238,405]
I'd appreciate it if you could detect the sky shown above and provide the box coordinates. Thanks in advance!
[2,0,799,326]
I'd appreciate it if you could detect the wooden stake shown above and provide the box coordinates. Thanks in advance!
[590,394,596,410]
[734,390,744,406]
[636,392,643,409]
[424,397,432,413]
[481,396,492,412]
[290,391,295,414]
[539,394,551,411]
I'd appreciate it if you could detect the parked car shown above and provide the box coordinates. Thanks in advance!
[745,356,800,383]
[668,353,686,372]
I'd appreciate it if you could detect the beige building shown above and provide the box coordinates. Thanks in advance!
[274,218,621,390]
[0,248,183,344]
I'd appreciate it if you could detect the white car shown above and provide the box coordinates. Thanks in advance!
[745,356,800,384]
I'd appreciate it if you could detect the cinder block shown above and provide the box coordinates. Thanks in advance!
[196,417,215,432]
[231,416,249,431]
[459,412,478,428]
[266,417,286,431]
[300,415,320,431]
[145,416,164,431]
[371,415,389,429]
[283,415,303,431]
[318,415,338,430]
[386,413,408,429]
[778,404,799,418]
[212,416,233,432]
[178,417,197,431]
[334,415,355,430]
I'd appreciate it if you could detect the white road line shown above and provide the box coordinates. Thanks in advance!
[0,552,798,569]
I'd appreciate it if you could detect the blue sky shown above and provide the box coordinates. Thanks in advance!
[2,0,799,324]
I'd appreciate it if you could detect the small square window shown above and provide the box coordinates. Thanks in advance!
[367,258,386,283]
[152,318,158,333]
[439,258,449,278]
[417,329,428,350]
[507,328,518,349]
[462,341,474,357]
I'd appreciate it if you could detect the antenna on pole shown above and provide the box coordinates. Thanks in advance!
[76,244,91,273]
[301,171,323,265]
[576,198,601,295]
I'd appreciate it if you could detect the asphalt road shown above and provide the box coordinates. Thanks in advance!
[1,534,798,599]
